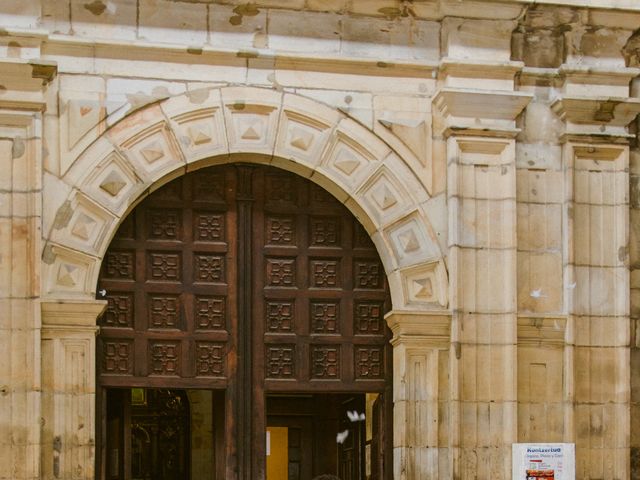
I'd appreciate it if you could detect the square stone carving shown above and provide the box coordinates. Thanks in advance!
[119,122,184,180]
[384,211,440,268]
[170,107,227,163]
[81,151,142,216]
[50,192,115,256]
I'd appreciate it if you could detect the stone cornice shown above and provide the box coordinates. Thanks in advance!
[551,95,640,140]
[41,33,439,79]
[0,58,56,111]
[559,65,640,88]
[438,58,524,84]
[433,88,532,121]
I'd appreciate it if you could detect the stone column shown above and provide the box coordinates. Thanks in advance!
[0,54,55,480]
[386,311,451,479]
[40,300,105,480]
[433,67,531,479]
[552,68,640,478]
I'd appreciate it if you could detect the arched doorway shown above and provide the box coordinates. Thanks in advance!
[95,164,393,480]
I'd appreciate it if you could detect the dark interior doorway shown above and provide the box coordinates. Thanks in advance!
[266,393,388,480]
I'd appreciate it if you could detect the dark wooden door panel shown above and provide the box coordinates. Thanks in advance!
[252,168,391,392]
[97,164,393,480]
[98,168,238,389]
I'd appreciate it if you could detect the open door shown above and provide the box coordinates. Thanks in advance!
[97,165,393,479]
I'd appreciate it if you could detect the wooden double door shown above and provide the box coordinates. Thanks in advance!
[96,164,393,479]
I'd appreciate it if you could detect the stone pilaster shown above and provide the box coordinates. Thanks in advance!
[40,300,105,480]
[552,68,640,478]
[0,51,55,480]
[386,311,451,479]
[434,69,531,479]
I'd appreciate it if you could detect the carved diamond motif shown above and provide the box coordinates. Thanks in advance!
[188,126,212,145]
[398,229,420,253]
[99,171,127,197]
[71,213,97,241]
[289,127,314,151]
[334,150,360,175]
[402,262,447,306]
[240,121,262,140]
[372,184,397,210]
[57,263,78,287]
[412,278,433,299]
[140,141,165,164]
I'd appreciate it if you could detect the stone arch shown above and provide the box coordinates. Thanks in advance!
[42,86,448,310]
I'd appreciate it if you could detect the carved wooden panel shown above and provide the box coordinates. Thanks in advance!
[195,342,226,377]
[311,346,340,379]
[266,345,296,379]
[354,259,384,289]
[102,340,133,375]
[354,301,384,335]
[311,301,340,334]
[194,254,224,283]
[266,258,296,287]
[194,211,224,242]
[310,259,340,288]
[97,168,236,388]
[310,216,340,246]
[98,165,391,394]
[194,296,226,330]
[354,346,384,379]
[103,250,135,280]
[148,294,181,329]
[101,293,134,328]
[266,300,295,332]
[252,167,391,392]
[149,341,181,376]
[148,208,181,240]
[266,215,295,245]
[147,252,181,282]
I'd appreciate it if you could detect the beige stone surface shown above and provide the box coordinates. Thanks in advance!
[0,0,637,478]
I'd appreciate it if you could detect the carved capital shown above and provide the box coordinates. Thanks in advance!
[385,310,451,348]
[41,299,106,336]
[433,87,532,138]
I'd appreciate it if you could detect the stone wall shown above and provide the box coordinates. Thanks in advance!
[0,0,638,479]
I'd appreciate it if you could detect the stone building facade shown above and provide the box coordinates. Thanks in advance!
[0,0,639,479]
